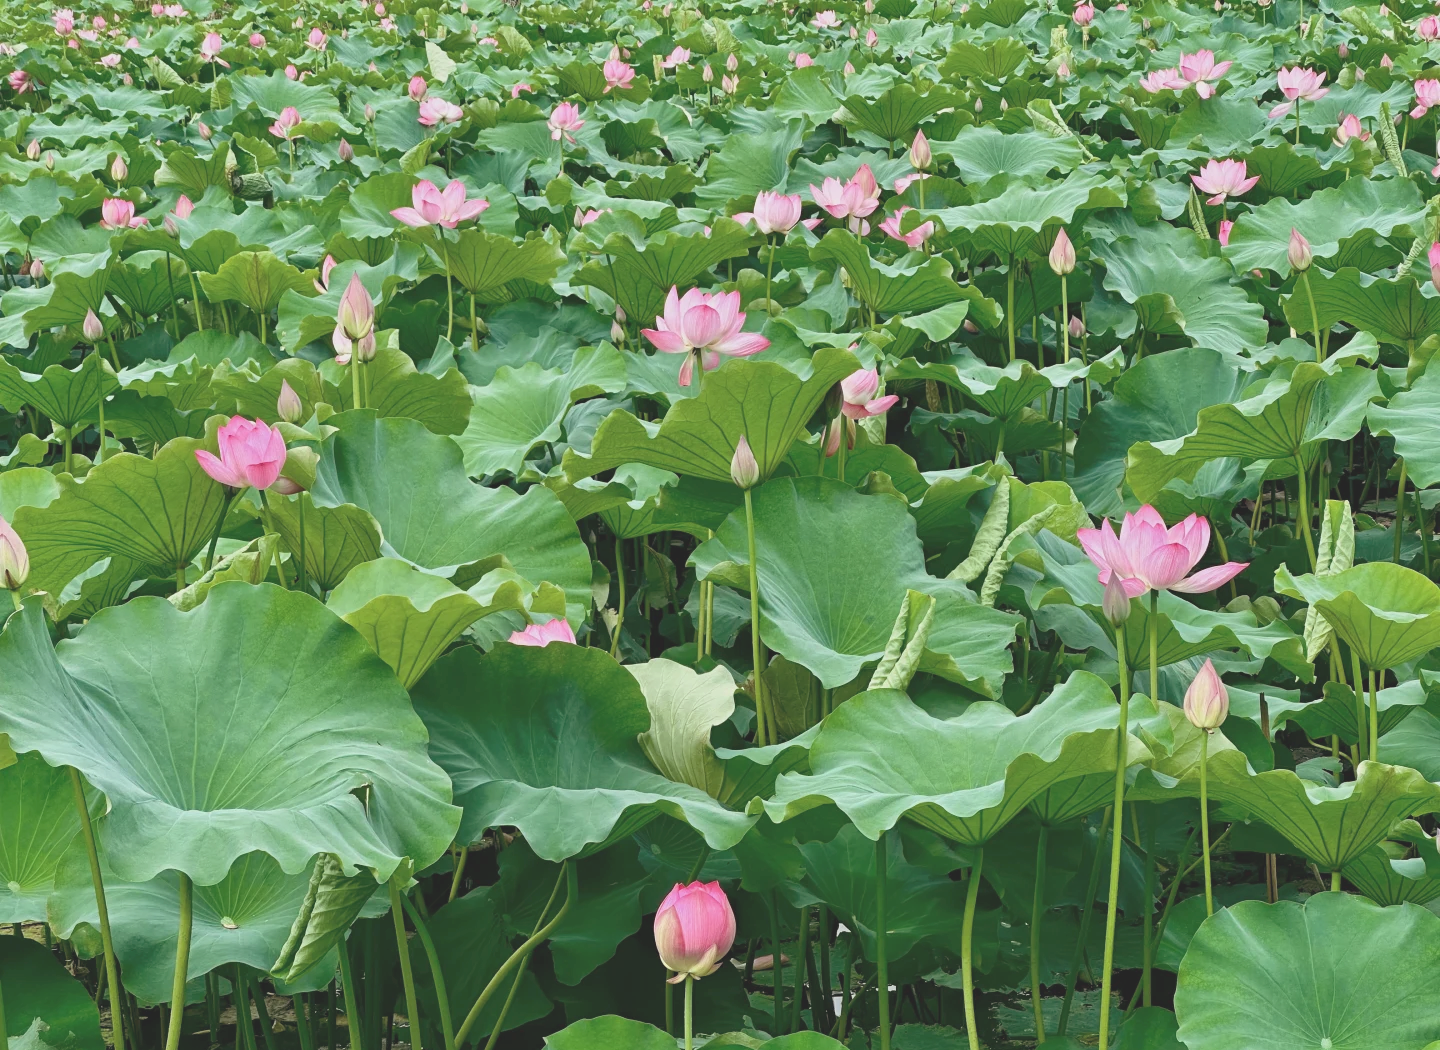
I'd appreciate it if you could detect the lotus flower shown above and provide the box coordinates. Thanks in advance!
[730,435,759,489]
[641,286,770,386]
[824,368,898,456]
[418,97,463,125]
[1335,113,1369,145]
[1049,228,1076,275]
[865,28,878,45]
[332,272,376,364]
[1269,67,1327,117]
[1072,1,1094,23]
[277,379,303,425]
[910,130,931,170]
[1430,242,1440,292]
[1218,219,1233,246]
[1190,158,1258,205]
[879,206,934,248]
[750,191,802,235]
[54,8,74,34]
[314,253,338,293]
[195,416,287,491]
[250,32,265,46]
[1076,505,1248,598]
[269,106,303,140]
[508,619,577,646]
[662,46,690,68]
[408,74,427,100]
[809,164,880,233]
[1177,50,1230,97]
[100,53,122,67]
[1413,79,1440,119]
[1287,227,1312,272]
[548,101,584,143]
[1420,15,1440,40]
[654,882,736,981]
[8,70,32,94]
[200,32,229,66]
[306,27,327,50]
[390,179,489,229]
[100,198,147,229]
[603,58,635,91]
[812,9,841,26]
[1184,659,1229,730]
[0,517,28,592]
[794,52,814,67]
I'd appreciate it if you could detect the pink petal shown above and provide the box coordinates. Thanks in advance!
[390,207,429,227]
[1169,561,1248,593]
[643,327,686,353]
[713,332,769,357]
[1138,542,1198,590]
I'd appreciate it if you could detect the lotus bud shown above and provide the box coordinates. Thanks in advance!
[1382,53,1394,68]
[611,319,625,343]
[1049,227,1076,275]
[1102,574,1132,627]
[25,140,39,161]
[198,121,212,140]
[1429,242,1440,292]
[277,379,303,424]
[1069,315,1084,339]
[975,97,984,112]
[28,259,43,280]
[723,74,738,94]
[1000,98,1008,111]
[727,52,738,71]
[82,308,104,342]
[44,152,54,170]
[337,273,375,340]
[338,138,354,162]
[0,517,29,591]
[730,434,759,489]
[703,63,713,83]
[909,129,931,171]
[654,881,736,981]
[355,331,377,362]
[365,104,376,122]
[1287,227,1312,272]
[1183,658,1229,730]
[110,155,127,182]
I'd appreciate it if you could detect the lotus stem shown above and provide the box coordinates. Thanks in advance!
[961,847,984,1050]
[485,862,567,1050]
[389,878,424,1050]
[1141,810,1155,1006]
[1006,257,1017,362]
[1148,590,1159,702]
[1030,823,1049,1042]
[1301,270,1323,362]
[1297,455,1317,569]
[351,354,363,411]
[744,488,772,745]
[205,488,237,574]
[1395,457,1408,565]
[875,835,890,1050]
[297,497,308,592]
[1200,730,1214,917]
[165,873,193,1050]
[0,972,6,1050]
[764,234,775,310]
[441,233,455,343]
[1057,805,1111,1036]
[792,906,810,1033]
[449,845,468,903]
[399,895,454,1050]
[610,536,626,659]
[189,269,204,331]
[1351,648,1366,761]
[684,974,695,1050]
[818,906,833,1031]
[1098,621,1131,1050]
[769,889,784,1034]
[1369,668,1381,765]
[69,767,125,1050]
[339,941,363,1050]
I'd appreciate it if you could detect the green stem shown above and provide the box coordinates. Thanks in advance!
[189,269,204,332]
[388,878,423,1050]
[470,293,479,351]
[961,848,984,1050]
[297,497,307,593]
[818,906,833,1033]
[1057,806,1111,1036]
[449,845,468,904]
[610,536,626,659]
[1369,668,1381,765]
[764,234,775,310]
[352,356,363,412]
[68,767,125,1050]
[1006,258,1017,362]
[1395,457,1408,565]
[485,865,566,1050]
[1098,622,1131,1050]
[745,487,771,745]
[1298,455,1317,570]
[876,835,890,1050]
[339,941,363,1050]
[294,991,316,1050]
[1332,870,1341,892]
[792,905,809,1035]
[441,234,454,343]
[1301,270,1323,362]
[1030,824,1049,1043]
[684,974,695,1050]
[1200,731,1214,917]
[1352,648,1367,762]
[1148,590,1159,702]
[165,873,193,1050]
[769,890,783,1035]
[206,488,237,573]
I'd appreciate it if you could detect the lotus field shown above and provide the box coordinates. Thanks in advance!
[13,0,1440,1048]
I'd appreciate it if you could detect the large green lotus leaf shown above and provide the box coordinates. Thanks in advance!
[1282,269,1440,347]
[0,935,102,1050]
[889,351,1105,420]
[1289,679,1425,745]
[930,126,1083,183]
[1174,894,1440,1050]
[1165,95,1266,154]
[562,349,860,486]
[1092,220,1268,356]
[208,357,322,425]
[692,477,1019,691]
[694,120,807,208]
[810,229,968,317]
[1275,562,1440,670]
[839,83,962,143]
[445,228,565,297]
[411,643,755,862]
[631,658,735,799]
[12,438,228,596]
[0,587,458,885]
[108,250,187,318]
[1368,364,1440,488]
[318,342,473,436]
[0,253,112,343]
[0,353,118,429]
[0,468,60,520]
[264,493,382,593]
[1225,176,1425,275]
[164,204,322,276]
[764,672,1142,847]
[1126,362,1380,504]
[0,752,85,923]
[274,248,423,354]
[931,173,1126,258]
[197,250,314,314]
[572,219,753,325]
[1342,833,1440,908]
[310,412,592,621]
[458,347,626,477]
[542,1017,676,1050]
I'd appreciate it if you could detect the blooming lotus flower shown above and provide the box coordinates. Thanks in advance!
[1218,219,1233,246]
[574,207,606,226]
[390,179,489,229]
[1429,242,1440,292]
[1335,113,1369,145]
[1268,67,1327,117]
[809,164,880,233]
[200,32,229,66]
[54,8,74,34]
[195,416,287,491]
[100,53,121,67]
[878,206,934,248]
[548,101,584,143]
[751,191,802,235]
[1139,67,1185,93]
[1420,15,1440,40]
[163,4,184,15]
[269,106,303,140]
[812,9,841,26]
[603,58,635,92]
[8,70,32,94]
[508,619,576,646]
[1073,1,1094,23]
[306,27,327,50]
[893,172,928,194]
[100,198,147,229]
[1178,50,1230,98]
[418,97,463,125]
[1413,79,1440,119]
[1190,158,1258,205]
[654,882,736,981]
[1076,505,1248,598]
[510,82,531,98]
[662,46,690,68]
[825,368,898,456]
[1184,659,1229,730]
[641,286,770,386]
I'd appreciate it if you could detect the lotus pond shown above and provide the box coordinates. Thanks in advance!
[7,0,1440,1047]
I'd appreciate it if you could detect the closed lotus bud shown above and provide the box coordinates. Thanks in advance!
[337,273,375,340]
[110,155,127,182]
[1069,315,1084,339]
[338,138,354,162]
[197,121,212,140]
[28,259,43,280]
[0,517,29,591]
[703,63,713,83]
[82,308,104,342]
[723,74,738,94]
[1184,658,1229,730]
[365,104,376,122]
[730,434,759,489]
[909,129,931,171]
[654,881,736,981]
[1102,573,1133,627]
[975,97,984,113]
[727,52,738,71]
[999,98,1008,111]
[1049,227,1076,275]
[611,319,625,343]
[44,152,54,170]
[1287,227,1312,272]
[277,379,303,424]
[355,330,377,362]
[25,140,39,161]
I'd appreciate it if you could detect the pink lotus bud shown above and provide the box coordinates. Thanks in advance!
[1382,53,1394,68]
[703,63,713,83]
[1429,242,1440,292]
[731,435,759,489]
[1287,227,1312,272]
[611,320,625,343]
[195,416,287,491]
[723,73,739,94]
[1057,61,1070,78]
[1183,658,1229,730]
[250,32,265,46]
[277,379,303,424]
[508,619,576,646]
[110,155,127,182]
[365,104,376,122]
[1049,227,1075,275]
[82,308,104,342]
[909,129,931,171]
[28,259,43,280]
[409,74,428,100]
[0,517,29,591]
[1218,219,1233,246]
[375,1,386,13]
[285,63,298,80]
[1337,42,1348,57]
[654,881,736,980]
[727,52,738,71]
[865,28,877,45]
[337,272,375,340]
[93,14,106,29]
[1102,573,1132,626]
[25,140,39,161]
[43,152,54,170]
[975,97,984,113]
[1069,315,1084,339]
[197,121,212,140]
[338,138,354,162]
[1073,1,1094,24]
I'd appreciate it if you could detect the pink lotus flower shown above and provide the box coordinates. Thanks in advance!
[390,179,490,229]
[812,9,841,26]
[200,32,229,67]
[1335,113,1369,145]
[1184,659,1229,730]
[8,70,32,94]
[54,8,74,34]
[1076,505,1247,599]
[794,52,814,67]
[865,28,878,45]
[1413,79,1440,119]
[269,106,303,140]
[510,82,531,98]
[408,74,427,100]
[893,172,928,194]
[306,27,327,50]
[163,4,184,15]
[0,517,28,592]
[100,198,147,229]
[641,287,770,386]
[825,367,898,456]
[1382,53,1394,69]
[1218,219,1233,246]
[1178,50,1229,98]
[1139,68,1183,93]
[662,46,690,68]
[574,207,606,226]
[548,101,584,143]
[100,53,121,67]
[1420,15,1440,40]
[1269,67,1327,117]
[418,97,463,125]
[1190,158,1258,205]
[93,15,106,29]
[195,416,287,491]
[750,191,802,235]
[250,32,265,46]
[314,253,337,293]
[1073,1,1094,23]
[654,882,736,981]
[604,58,635,91]
[508,619,577,646]
[809,163,880,233]
[879,206,934,248]
[333,273,376,365]
[284,63,298,80]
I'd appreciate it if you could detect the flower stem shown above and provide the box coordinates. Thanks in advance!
[1006,257,1017,362]
[1369,668,1381,765]
[961,847,984,1050]
[1200,730,1214,917]
[1148,590,1159,702]
[486,864,567,1050]
[876,834,890,1050]
[1297,452,1317,569]
[297,497,308,593]
[1394,457,1408,565]
[205,488,237,573]
[1098,621,1131,1050]
[69,767,125,1050]
[745,487,771,744]
[1030,823,1049,1042]
[388,878,423,1050]
[764,234,775,310]
[441,233,454,343]
[684,974,695,1050]
[352,355,363,411]
[339,943,363,1050]
[400,894,455,1050]
[1301,270,1323,361]
[165,873,193,1050]
[610,536,626,659]
[1352,648,1366,762]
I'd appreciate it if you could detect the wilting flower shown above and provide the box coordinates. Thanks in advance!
[812,9,841,26]
[306,27,327,50]
[1177,50,1230,98]
[655,882,736,981]
[1413,79,1440,119]
[730,435,759,489]
[1076,505,1248,598]
[1190,158,1258,205]
[195,417,287,491]
[548,101,584,143]
[1268,67,1327,117]
[390,179,489,229]
[751,191,802,235]
[1287,227,1312,272]
[878,206,934,248]
[418,97,464,125]
[1184,659,1229,730]
[1073,1,1095,23]
[1049,228,1076,275]
[809,163,880,233]
[100,198,147,229]
[1335,113,1369,145]
[826,368,898,455]
[509,619,577,646]
[641,287,770,386]
[604,58,635,91]
[268,106,303,140]
[662,45,690,68]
